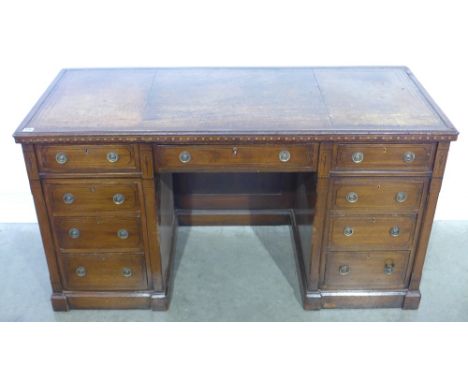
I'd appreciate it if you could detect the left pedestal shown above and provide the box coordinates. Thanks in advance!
[22,143,172,311]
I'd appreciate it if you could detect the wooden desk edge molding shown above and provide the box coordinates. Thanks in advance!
[13,67,458,311]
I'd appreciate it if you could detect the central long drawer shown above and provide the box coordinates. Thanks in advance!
[154,144,319,172]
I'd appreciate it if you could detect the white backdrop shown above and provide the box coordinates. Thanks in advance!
[0,1,467,379]
[0,0,467,222]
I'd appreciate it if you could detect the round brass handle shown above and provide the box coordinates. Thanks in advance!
[395,191,407,203]
[122,267,133,278]
[75,266,86,277]
[403,151,415,163]
[339,265,350,275]
[63,193,75,204]
[55,152,68,165]
[346,192,358,203]
[279,150,291,162]
[107,151,119,163]
[113,193,125,205]
[179,151,191,163]
[117,229,129,239]
[68,227,80,239]
[352,151,364,164]
[384,260,395,275]
[343,226,354,237]
[389,226,400,237]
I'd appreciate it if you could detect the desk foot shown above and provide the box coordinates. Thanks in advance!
[402,290,421,310]
[51,293,70,312]
[303,291,322,310]
[151,293,170,311]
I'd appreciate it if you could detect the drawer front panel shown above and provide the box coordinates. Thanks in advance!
[324,251,409,289]
[154,144,318,171]
[37,144,139,173]
[331,177,426,211]
[54,216,143,251]
[328,215,416,251]
[44,180,141,215]
[60,253,147,291]
[333,144,435,172]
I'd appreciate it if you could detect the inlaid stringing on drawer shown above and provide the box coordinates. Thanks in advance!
[43,179,141,215]
[323,251,409,289]
[333,143,435,172]
[60,253,148,291]
[327,215,417,251]
[36,144,140,173]
[330,177,427,212]
[54,216,143,252]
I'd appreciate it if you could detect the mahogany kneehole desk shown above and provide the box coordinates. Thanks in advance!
[13,67,458,311]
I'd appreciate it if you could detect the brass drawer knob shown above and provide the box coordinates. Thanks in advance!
[55,152,68,164]
[346,192,358,203]
[343,226,354,237]
[107,151,119,163]
[63,193,75,204]
[403,151,415,163]
[389,226,400,237]
[113,193,125,205]
[117,229,129,239]
[68,227,80,239]
[352,151,364,163]
[179,151,191,163]
[384,260,395,275]
[279,150,291,162]
[395,191,407,203]
[122,267,133,278]
[75,266,86,277]
[339,264,350,275]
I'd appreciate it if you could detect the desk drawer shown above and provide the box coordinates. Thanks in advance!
[44,179,141,215]
[328,215,416,251]
[60,253,147,291]
[54,216,143,252]
[154,144,318,171]
[324,251,409,289]
[36,144,139,173]
[333,144,435,172]
[331,177,426,212]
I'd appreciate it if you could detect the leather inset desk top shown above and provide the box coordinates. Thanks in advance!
[14,67,458,142]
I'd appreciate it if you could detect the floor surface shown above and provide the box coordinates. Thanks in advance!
[1,221,467,321]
